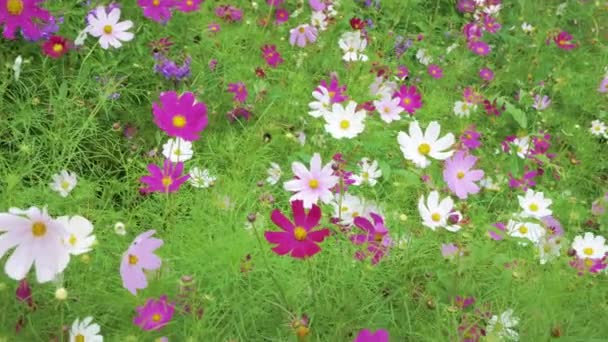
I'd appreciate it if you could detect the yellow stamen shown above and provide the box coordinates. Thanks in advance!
[161,176,173,188]
[383,107,391,114]
[75,335,85,342]
[52,44,64,53]
[152,313,162,322]
[340,120,350,129]
[583,248,594,256]
[418,143,431,155]
[172,115,186,128]
[293,227,307,241]
[69,234,77,246]
[403,98,411,105]
[518,226,528,234]
[374,233,383,242]
[103,25,113,34]
[456,171,465,179]
[6,0,23,15]
[529,203,538,212]
[153,0,160,5]
[32,222,47,237]
[431,213,441,222]
[128,254,138,265]
[308,179,319,189]
[298,27,305,33]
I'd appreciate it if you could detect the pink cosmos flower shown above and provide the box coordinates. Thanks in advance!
[428,64,443,79]
[482,14,501,33]
[266,0,284,5]
[479,68,494,81]
[139,160,190,194]
[215,5,242,22]
[554,31,576,50]
[488,222,506,241]
[283,153,339,209]
[275,8,289,24]
[227,82,248,103]
[137,0,174,23]
[443,150,485,199]
[309,0,325,11]
[264,200,330,259]
[134,295,175,331]
[441,243,460,259]
[462,23,482,42]
[460,128,481,150]
[599,77,608,93]
[456,0,475,13]
[208,23,220,33]
[468,40,490,56]
[351,213,392,265]
[395,65,409,80]
[318,76,348,104]
[175,0,202,12]
[0,0,51,40]
[393,85,422,114]
[42,35,70,59]
[289,24,318,47]
[532,94,551,111]
[454,295,475,309]
[261,44,284,67]
[354,329,389,342]
[152,91,208,141]
[120,230,163,295]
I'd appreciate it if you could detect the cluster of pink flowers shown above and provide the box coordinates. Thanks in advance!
[457,0,503,56]
[138,0,202,23]
[215,4,242,22]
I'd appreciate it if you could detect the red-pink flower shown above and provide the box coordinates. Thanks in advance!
[554,31,576,50]
[139,160,190,193]
[468,40,490,56]
[479,68,494,81]
[175,0,202,12]
[152,91,208,141]
[137,0,174,23]
[134,295,175,331]
[275,8,289,24]
[354,329,389,342]
[42,35,70,59]
[0,0,51,40]
[351,213,392,265]
[264,200,330,259]
[261,44,284,68]
[393,85,422,114]
[227,82,248,103]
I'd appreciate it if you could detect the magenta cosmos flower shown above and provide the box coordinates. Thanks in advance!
[351,213,392,265]
[0,0,51,39]
[443,150,484,199]
[318,76,348,104]
[289,24,318,47]
[120,230,163,295]
[428,64,443,79]
[152,91,208,141]
[479,68,494,81]
[393,85,422,114]
[264,200,330,259]
[554,31,576,50]
[468,40,490,56]
[354,329,389,342]
[137,0,174,23]
[134,295,175,331]
[139,159,190,194]
[283,153,339,209]
[227,82,248,103]
[275,8,289,24]
[460,128,481,150]
[261,44,284,67]
[42,35,70,59]
[175,0,202,12]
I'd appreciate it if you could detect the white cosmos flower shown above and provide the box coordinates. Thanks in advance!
[266,162,282,185]
[86,6,134,50]
[369,76,397,99]
[50,170,78,198]
[338,31,368,62]
[0,207,70,283]
[538,238,561,265]
[332,193,380,226]
[308,86,332,119]
[506,220,545,245]
[418,191,461,232]
[398,121,455,168]
[416,48,432,66]
[162,137,193,163]
[511,136,530,159]
[521,22,534,33]
[486,309,519,341]
[74,29,88,46]
[189,167,216,188]
[590,120,606,137]
[56,216,96,256]
[283,153,339,209]
[453,101,476,117]
[353,158,382,186]
[373,96,403,123]
[70,316,103,342]
[517,189,552,219]
[310,11,327,31]
[324,101,366,139]
[571,232,608,259]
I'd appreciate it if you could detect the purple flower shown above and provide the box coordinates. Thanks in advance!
[428,64,443,79]
[542,216,563,239]
[482,14,501,33]
[488,222,506,241]
[394,36,413,57]
[138,0,173,23]
[354,329,389,342]
[318,76,349,104]
[227,107,252,122]
[134,295,175,331]
[460,128,481,150]
[532,94,551,110]
[456,0,475,13]
[0,0,52,40]
[396,65,409,80]
[443,151,485,199]
[227,82,248,103]
[154,55,192,81]
[120,230,163,295]
[454,295,475,309]
[479,68,494,81]
[599,77,608,93]
[508,169,538,191]
[139,160,190,194]
[468,40,490,56]
[289,24,318,47]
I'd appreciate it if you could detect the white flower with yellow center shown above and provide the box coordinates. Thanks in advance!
[538,238,561,265]
[517,189,552,219]
[310,11,327,31]
[373,96,403,123]
[506,220,545,244]
[70,316,103,342]
[162,137,193,163]
[56,216,96,256]
[590,120,606,137]
[50,170,78,198]
[332,193,364,226]
[86,6,134,49]
[353,158,382,186]
[338,31,368,62]
[398,121,455,169]
[308,86,332,119]
[572,232,608,260]
[453,101,476,117]
[418,191,461,232]
[324,101,366,139]
[511,136,530,159]
[188,167,216,188]
[266,162,282,185]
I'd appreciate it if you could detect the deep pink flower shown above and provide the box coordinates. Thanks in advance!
[456,0,475,13]
[462,22,482,42]
[275,8,289,24]
[508,169,538,191]
[396,65,409,80]
[460,128,481,150]
[134,295,175,331]
[570,256,607,275]
[175,0,202,12]
[0,0,51,40]
[227,82,248,103]
[215,5,242,22]
[152,91,208,141]
[208,23,220,33]
[351,213,392,265]
[318,76,348,104]
[261,44,284,68]
[428,64,443,79]
[554,31,576,50]
[139,160,190,193]
[354,329,389,342]
[393,85,422,114]
[120,230,163,295]
[289,24,317,47]
[443,151,484,199]
[479,68,494,81]
[16,279,33,308]
[468,40,491,56]
[454,296,475,309]
[483,98,504,116]
[488,222,506,241]
[42,35,70,59]
[137,0,174,23]
[264,200,330,259]
[482,14,501,33]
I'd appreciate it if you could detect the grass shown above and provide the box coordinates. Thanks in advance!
[1,0,608,340]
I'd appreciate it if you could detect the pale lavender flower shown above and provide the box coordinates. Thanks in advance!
[532,94,551,110]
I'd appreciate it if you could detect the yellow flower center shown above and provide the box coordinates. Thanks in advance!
[558,40,566,46]
[418,143,431,155]
[431,213,441,222]
[298,26,305,33]
[152,313,162,322]
[476,47,484,53]
[529,203,538,212]
[61,180,71,190]
[153,0,160,5]
[52,44,64,53]
[374,233,383,242]
[75,335,85,342]
[293,227,307,241]
[518,225,528,234]
[128,254,138,265]
[308,179,319,189]
[351,211,360,218]
[69,234,77,246]
[172,115,187,128]
[173,149,181,156]
[161,176,173,188]
[462,103,469,111]
[6,0,23,15]
[296,326,310,337]
[584,258,594,267]
[103,25,113,34]
[340,120,350,129]
[403,97,411,105]
[583,247,594,256]
[456,171,465,179]
[32,222,47,237]
[328,91,336,98]
[383,107,391,113]
[362,172,369,179]
[465,133,472,139]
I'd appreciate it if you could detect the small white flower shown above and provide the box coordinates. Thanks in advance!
[369,76,397,99]
[538,238,561,265]
[571,232,608,259]
[56,215,96,255]
[483,4,502,15]
[13,55,23,81]
[479,177,501,191]
[353,158,382,186]
[556,2,567,16]
[453,101,476,118]
[114,222,126,236]
[521,22,534,33]
[416,49,432,66]
[324,101,366,139]
[70,316,103,342]
[162,137,193,163]
[373,96,403,123]
[86,6,134,49]
[486,309,519,341]
[446,43,459,54]
[74,29,88,46]
[189,167,216,188]
[517,189,552,219]
[266,162,282,185]
[511,136,530,159]
[308,86,332,119]
[338,31,368,62]
[507,220,545,245]
[332,193,379,226]
[50,170,78,197]
[590,120,606,137]
[418,191,461,232]
[398,121,455,168]
[310,11,327,31]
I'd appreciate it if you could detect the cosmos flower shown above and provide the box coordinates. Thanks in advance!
[152,91,208,141]
[517,189,552,219]
[572,232,608,260]
[275,8,290,24]
[323,101,366,139]
[0,0,51,40]
[264,200,330,258]
[486,309,519,341]
[133,295,175,331]
[289,24,318,47]
[227,82,248,103]
[120,230,163,295]
[353,329,390,342]
[139,159,190,193]
[338,31,368,62]
[532,94,551,111]
[56,215,96,256]
[175,0,203,12]
[398,121,455,168]
[393,85,422,114]
[352,158,382,186]
[308,86,332,118]
[70,317,103,342]
[479,67,494,81]
[373,96,403,123]
[468,40,490,56]
[427,64,443,79]
[50,170,77,197]
[590,120,607,137]
[261,44,284,67]
[161,137,193,163]
[137,0,173,23]
[453,101,476,118]
[86,6,134,49]
[283,153,339,209]
[599,77,608,93]
[188,167,216,188]
[418,191,462,232]
[42,35,70,59]
[506,220,545,245]
[266,162,282,185]
[154,55,192,81]
[318,76,349,104]
[554,31,576,50]
[443,151,485,199]
[351,213,392,265]
[460,128,481,150]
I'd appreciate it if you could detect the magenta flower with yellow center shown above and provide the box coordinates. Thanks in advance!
[133,295,175,331]
[152,91,208,141]
[139,159,190,194]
